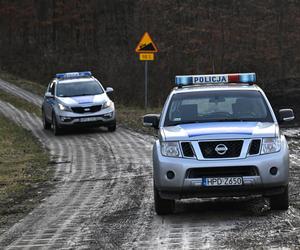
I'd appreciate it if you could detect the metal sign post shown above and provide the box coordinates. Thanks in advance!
[145,61,148,109]
[135,32,158,109]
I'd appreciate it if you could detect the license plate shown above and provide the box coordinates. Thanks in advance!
[79,117,101,122]
[202,177,243,186]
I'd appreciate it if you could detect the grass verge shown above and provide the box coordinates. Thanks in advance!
[0,89,41,117]
[117,105,162,135]
[0,114,52,234]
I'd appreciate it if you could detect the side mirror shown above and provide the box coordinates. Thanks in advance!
[106,87,114,93]
[143,114,160,129]
[278,109,294,123]
[45,92,54,98]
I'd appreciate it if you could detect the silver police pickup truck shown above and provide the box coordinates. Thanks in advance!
[143,73,294,215]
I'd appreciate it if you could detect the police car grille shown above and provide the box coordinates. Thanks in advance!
[249,139,261,155]
[71,105,102,113]
[186,166,259,178]
[181,142,195,157]
[199,140,243,158]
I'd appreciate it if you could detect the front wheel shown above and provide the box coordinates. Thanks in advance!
[154,186,175,215]
[42,110,51,130]
[107,122,116,132]
[270,185,289,210]
[52,113,62,136]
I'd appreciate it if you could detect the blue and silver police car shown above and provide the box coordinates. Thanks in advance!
[42,71,116,135]
[143,73,295,215]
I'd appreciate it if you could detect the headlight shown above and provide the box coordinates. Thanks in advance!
[261,137,281,154]
[161,142,181,157]
[58,103,72,112]
[103,100,113,109]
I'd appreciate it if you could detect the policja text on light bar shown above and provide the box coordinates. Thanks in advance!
[175,73,256,86]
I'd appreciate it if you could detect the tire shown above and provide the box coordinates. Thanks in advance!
[270,185,289,210]
[42,110,51,130]
[107,122,116,132]
[154,185,175,215]
[52,113,62,136]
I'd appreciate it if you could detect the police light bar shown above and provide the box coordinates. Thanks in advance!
[56,71,92,79]
[175,73,256,86]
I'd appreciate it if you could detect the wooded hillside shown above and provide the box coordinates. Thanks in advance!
[0,0,299,108]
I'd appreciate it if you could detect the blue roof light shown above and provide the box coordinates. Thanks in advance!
[175,76,193,85]
[56,71,92,79]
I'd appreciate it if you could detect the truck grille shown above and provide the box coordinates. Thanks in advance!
[199,140,243,158]
[186,166,259,178]
[249,139,261,155]
[71,105,102,114]
[181,142,195,157]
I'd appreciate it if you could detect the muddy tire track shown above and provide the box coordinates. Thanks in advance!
[0,99,154,249]
[0,79,154,249]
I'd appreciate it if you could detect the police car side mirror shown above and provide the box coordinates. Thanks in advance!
[278,109,294,123]
[106,87,114,93]
[143,114,160,129]
[45,92,54,98]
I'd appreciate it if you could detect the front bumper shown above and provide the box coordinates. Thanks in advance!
[55,107,116,127]
[153,137,289,199]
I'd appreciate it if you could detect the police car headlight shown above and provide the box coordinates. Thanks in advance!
[103,100,113,109]
[58,103,72,112]
[261,137,281,154]
[161,142,181,157]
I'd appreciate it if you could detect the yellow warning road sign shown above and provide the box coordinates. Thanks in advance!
[139,53,154,61]
[135,32,158,53]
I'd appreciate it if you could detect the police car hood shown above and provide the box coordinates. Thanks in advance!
[57,94,107,106]
[161,122,278,141]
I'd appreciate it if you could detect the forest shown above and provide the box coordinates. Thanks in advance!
[0,0,299,111]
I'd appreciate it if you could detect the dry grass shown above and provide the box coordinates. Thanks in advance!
[0,114,51,232]
[117,105,162,135]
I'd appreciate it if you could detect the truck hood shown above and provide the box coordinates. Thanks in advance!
[57,94,107,106]
[161,122,278,141]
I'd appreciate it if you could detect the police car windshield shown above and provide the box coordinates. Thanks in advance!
[164,90,273,126]
[56,80,104,97]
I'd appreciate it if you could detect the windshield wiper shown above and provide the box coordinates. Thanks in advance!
[168,121,201,126]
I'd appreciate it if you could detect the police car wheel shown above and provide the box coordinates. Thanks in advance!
[270,185,289,210]
[107,122,116,132]
[154,185,175,215]
[42,110,51,130]
[52,113,62,136]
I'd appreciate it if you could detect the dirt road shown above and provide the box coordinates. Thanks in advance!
[0,79,300,249]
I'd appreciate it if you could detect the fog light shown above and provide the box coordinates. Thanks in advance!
[103,112,113,119]
[270,167,278,175]
[166,171,175,180]
[60,117,72,122]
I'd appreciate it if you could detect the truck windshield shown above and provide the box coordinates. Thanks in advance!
[56,80,104,97]
[164,90,273,126]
